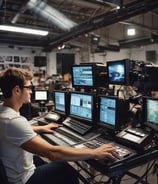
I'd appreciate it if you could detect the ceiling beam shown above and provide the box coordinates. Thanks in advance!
[119,36,158,48]
[11,0,29,24]
[119,21,158,33]
[0,0,3,8]
[44,0,158,51]
[83,0,121,7]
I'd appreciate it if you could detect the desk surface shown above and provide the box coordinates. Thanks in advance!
[30,117,158,182]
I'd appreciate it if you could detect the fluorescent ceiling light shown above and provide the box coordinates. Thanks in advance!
[127,28,136,36]
[0,25,48,36]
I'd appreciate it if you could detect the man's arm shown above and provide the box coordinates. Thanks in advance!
[21,135,118,162]
[32,123,60,133]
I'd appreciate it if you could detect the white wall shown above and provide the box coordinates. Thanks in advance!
[129,44,158,64]
[0,43,158,75]
[89,49,130,65]
[0,46,47,73]
[88,44,158,65]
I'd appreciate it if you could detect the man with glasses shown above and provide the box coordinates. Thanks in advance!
[0,67,118,184]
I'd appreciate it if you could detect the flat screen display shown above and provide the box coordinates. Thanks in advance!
[69,92,95,123]
[54,91,67,114]
[71,65,94,87]
[107,59,130,85]
[98,95,117,129]
[97,95,129,131]
[143,97,158,133]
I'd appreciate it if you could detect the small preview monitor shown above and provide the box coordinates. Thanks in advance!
[107,59,131,85]
[97,95,129,131]
[34,90,48,102]
[69,91,96,124]
[143,96,158,133]
[54,90,69,115]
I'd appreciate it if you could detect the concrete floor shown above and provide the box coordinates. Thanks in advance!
[70,160,158,184]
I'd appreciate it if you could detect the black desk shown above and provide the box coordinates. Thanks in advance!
[30,118,158,184]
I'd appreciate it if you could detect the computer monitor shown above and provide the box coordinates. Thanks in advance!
[97,95,129,132]
[107,59,131,85]
[71,63,107,88]
[69,91,96,124]
[143,96,158,133]
[54,90,69,116]
[34,90,48,102]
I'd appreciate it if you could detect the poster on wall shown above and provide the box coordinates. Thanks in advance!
[14,56,20,62]
[21,57,31,63]
[0,55,33,71]
[0,56,5,62]
[5,56,13,62]
[0,64,4,70]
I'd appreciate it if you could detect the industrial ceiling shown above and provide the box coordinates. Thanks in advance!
[0,0,158,52]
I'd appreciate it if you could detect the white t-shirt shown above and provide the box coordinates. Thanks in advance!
[0,105,37,184]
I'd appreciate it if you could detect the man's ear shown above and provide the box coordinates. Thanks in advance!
[13,85,21,95]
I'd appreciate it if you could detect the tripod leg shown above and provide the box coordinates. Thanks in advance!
[104,175,123,184]
[111,176,122,184]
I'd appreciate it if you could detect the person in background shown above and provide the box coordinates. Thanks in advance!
[63,72,72,89]
[0,67,118,184]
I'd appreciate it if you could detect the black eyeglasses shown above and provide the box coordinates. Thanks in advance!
[23,85,33,90]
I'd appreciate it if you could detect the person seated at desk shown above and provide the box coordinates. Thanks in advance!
[0,67,118,184]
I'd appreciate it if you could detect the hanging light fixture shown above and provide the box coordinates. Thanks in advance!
[0,25,48,36]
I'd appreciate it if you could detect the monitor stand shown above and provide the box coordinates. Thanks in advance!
[39,101,48,116]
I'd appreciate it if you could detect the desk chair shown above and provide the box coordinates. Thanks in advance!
[0,159,9,184]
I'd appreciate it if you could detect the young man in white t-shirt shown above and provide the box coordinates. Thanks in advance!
[0,67,118,184]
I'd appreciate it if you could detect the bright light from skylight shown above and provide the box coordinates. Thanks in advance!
[127,28,136,36]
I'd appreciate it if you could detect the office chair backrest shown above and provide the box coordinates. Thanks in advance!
[0,159,9,184]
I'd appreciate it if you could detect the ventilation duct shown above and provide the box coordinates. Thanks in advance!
[27,0,77,31]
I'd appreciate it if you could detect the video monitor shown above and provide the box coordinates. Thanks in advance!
[34,90,48,102]
[143,96,158,133]
[69,91,96,124]
[71,63,107,88]
[107,59,131,85]
[54,90,69,115]
[97,95,129,132]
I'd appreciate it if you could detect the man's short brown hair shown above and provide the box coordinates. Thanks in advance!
[0,67,33,99]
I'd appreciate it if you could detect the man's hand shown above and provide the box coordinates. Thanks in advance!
[94,144,119,161]
[32,123,62,133]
